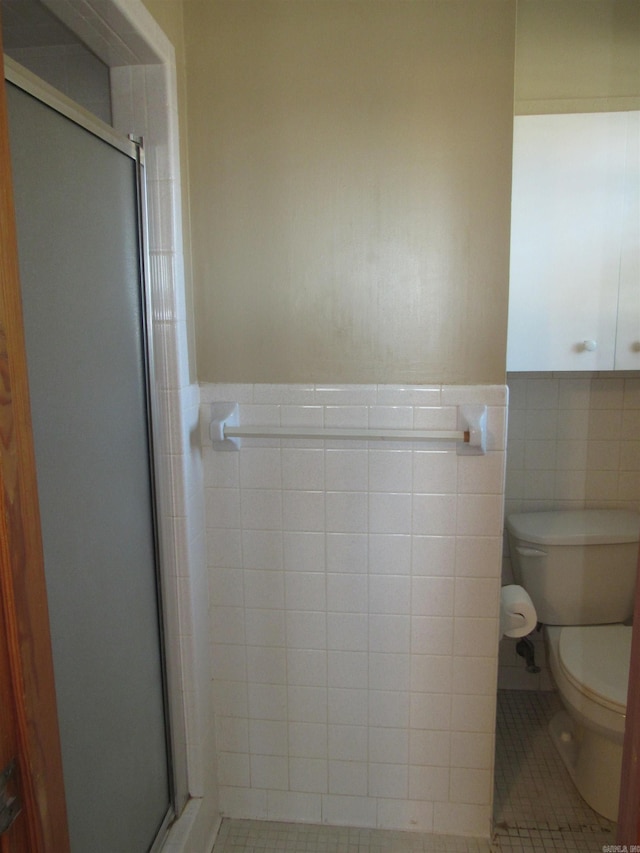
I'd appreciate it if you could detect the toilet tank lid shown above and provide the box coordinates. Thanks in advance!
[506,509,640,545]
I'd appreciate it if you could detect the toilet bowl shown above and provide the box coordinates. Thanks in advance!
[546,624,631,822]
[506,509,640,822]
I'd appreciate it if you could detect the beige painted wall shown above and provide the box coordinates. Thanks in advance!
[140,1,639,385]
[183,1,516,385]
[515,0,640,114]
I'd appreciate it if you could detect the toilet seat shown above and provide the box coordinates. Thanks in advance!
[558,624,631,715]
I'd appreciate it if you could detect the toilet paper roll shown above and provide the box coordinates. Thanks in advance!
[500,584,537,638]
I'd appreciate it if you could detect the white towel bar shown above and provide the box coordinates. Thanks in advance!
[225,425,468,442]
[210,403,487,455]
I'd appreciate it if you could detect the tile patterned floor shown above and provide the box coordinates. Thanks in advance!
[211,690,617,853]
[212,820,493,852]
[493,689,615,852]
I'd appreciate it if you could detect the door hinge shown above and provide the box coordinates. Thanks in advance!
[0,760,22,835]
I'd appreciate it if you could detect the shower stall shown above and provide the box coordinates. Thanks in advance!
[6,68,172,852]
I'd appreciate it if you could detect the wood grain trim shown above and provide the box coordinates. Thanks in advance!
[0,490,30,853]
[0,24,70,853]
[618,544,640,843]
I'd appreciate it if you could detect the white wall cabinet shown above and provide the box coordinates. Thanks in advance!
[507,111,639,372]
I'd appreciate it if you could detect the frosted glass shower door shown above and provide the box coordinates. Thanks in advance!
[6,81,172,852]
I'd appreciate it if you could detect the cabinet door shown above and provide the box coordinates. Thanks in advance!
[615,111,640,370]
[507,112,628,372]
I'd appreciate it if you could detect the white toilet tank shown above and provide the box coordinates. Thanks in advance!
[506,509,640,626]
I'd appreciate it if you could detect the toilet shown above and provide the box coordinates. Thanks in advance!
[506,509,640,822]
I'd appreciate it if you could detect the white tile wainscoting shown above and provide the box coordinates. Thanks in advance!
[201,384,508,838]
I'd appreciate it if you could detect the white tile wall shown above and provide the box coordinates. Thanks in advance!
[202,383,508,838]
[504,373,640,517]
[111,47,218,818]
[499,371,640,691]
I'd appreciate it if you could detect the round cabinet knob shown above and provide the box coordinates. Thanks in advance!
[582,340,597,352]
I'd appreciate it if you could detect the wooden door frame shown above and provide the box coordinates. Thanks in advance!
[618,545,640,843]
[0,25,70,852]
